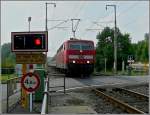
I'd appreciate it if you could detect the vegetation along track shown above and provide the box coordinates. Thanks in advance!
[92,87,149,114]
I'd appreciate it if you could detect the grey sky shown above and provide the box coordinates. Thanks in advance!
[1,1,149,57]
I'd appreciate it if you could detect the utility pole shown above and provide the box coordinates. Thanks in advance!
[71,19,80,38]
[105,58,107,73]
[28,17,33,112]
[28,17,31,32]
[45,2,56,70]
[45,2,56,31]
[106,4,117,75]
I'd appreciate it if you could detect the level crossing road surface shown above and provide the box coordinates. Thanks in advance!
[49,75,149,91]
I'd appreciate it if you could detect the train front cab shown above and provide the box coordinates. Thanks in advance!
[65,40,95,76]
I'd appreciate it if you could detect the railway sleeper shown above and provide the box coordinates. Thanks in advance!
[93,89,145,114]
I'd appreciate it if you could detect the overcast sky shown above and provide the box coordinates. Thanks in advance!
[1,1,149,57]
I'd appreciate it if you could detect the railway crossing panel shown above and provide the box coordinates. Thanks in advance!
[10,31,48,113]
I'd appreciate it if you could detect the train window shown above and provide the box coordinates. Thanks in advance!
[69,44,80,50]
[69,42,94,50]
[81,44,93,50]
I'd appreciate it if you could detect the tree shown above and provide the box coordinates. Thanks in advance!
[133,33,149,63]
[95,27,132,71]
[1,43,16,68]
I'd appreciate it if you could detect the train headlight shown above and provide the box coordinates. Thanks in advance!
[87,61,90,63]
[73,60,76,63]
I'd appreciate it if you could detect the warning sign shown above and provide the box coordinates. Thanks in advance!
[16,53,46,64]
[21,72,40,92]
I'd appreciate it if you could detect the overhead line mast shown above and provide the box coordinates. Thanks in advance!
[71,19,81,38]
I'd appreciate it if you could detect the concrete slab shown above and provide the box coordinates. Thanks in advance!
[49,106,97,114]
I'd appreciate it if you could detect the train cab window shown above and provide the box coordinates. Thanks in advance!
[69,43,80,50]
[69,42,94,50]
[81,43,93,50]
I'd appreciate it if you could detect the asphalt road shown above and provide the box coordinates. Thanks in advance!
[48,75,149,91]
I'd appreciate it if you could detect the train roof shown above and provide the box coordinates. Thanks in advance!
[65,38,94,43]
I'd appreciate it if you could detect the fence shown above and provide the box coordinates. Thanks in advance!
[6,76,22,113]
[49,73,66,93]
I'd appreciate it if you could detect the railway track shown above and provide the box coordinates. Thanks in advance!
[92,87,149,114]
[124,84,149,96]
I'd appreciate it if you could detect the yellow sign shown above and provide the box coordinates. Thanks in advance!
[16,53,46,64]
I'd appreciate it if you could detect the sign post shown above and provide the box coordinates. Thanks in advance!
[29,93,33,112]
[29,64,33,112]
[21,72,40,112]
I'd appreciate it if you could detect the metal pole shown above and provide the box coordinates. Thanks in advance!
[29,21,30,32]
[122,61,124,73]
[73,31,75,38]
[28,17,31,90]
[6,79,9,113]
[28,17,31,32]
[45,2,56,70]
[114,5,117,75]
[29,65,33,112]
[29,93,33,112]
[64,74,66,94]
[106,5,117,75]
[45,2,56,31]
[47,77,49,113]
[45,3,48,31]
[105,58,107,73]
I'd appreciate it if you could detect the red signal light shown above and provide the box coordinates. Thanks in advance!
[34,38,41,45]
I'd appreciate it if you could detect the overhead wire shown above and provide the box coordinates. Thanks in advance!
[122,12,148,28]
[117,1,140,18]
[81,2,116,37]
[74,1,87,18]
[48,19,69,30]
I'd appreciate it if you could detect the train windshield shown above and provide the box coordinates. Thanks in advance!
[69,42,94,50]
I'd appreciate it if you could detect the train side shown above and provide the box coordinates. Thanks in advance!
[54,39,96,76]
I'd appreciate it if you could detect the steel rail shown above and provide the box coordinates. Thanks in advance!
[92,88,145,114]
[115,88,149,100]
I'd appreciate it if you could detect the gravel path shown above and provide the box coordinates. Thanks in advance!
[49,90,127,114]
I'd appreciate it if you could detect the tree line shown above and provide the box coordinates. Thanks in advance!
[95,27,149,71]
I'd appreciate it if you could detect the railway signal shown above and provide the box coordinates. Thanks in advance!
[11,31,48,52]
[127,55,134,63]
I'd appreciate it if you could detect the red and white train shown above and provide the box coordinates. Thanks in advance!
[51,38,96,76]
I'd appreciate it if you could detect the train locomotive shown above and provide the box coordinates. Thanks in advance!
[52,38,96,76]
